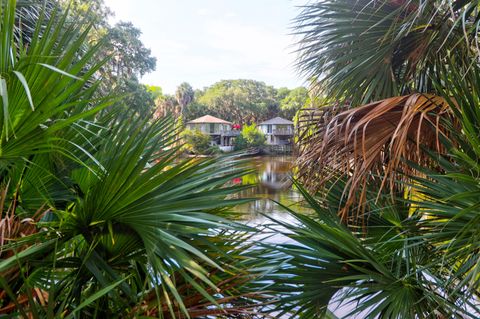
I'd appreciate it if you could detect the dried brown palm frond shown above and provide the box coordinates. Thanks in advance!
[0,186,44,259]
[295,102,352,152]
[296,94,458,221]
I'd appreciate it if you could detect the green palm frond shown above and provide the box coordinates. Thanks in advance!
[266,180,476,318]
[0,1,271,317]
[0,0,113,182]
[294,0,473,105]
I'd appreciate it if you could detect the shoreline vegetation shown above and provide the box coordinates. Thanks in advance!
[2,0,480,318]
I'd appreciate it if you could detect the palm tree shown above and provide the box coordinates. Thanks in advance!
[271,0,480,317]
[175,82,194,116]
[295,0,480,215]
[294,0,477,105]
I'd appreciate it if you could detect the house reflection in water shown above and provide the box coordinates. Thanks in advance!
[260,159,292,191]
[234,156,307,220]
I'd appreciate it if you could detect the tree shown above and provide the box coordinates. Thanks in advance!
[154,94,179,118]
[62,0,113,27]
[294,0,473,106]
[183,101,207,121]
[65,2,158,116]
[145,85,163,100]
[198,79,277,123]
[182,129,218,154]
[175,82,194,115]
[117,78,157,118]
[234,123,265,150]
[104,21,156,80]
[276,87,291,101]
[100,22,157,115]
[279,87,308,120]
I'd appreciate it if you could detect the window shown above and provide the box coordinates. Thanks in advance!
[210,123,215,133]
[267,124,272,133]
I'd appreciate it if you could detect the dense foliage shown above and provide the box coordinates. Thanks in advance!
[0,1,269,317]
[234,123,266,150]
[8,0,480,318]
[155,80,309,124]
[182,128,218,155]
[285,0,480,317]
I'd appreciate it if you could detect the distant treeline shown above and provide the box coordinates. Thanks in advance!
[148,80,308,124]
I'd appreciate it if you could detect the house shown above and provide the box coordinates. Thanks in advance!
[258,117,294,145]
[186,115,239,151]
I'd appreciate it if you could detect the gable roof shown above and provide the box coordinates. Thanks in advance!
[187,115,232,125]
[259,117,294,125]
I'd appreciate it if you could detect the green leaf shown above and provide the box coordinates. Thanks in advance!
[65,278,128,319]
[13,70,34,110]
[37,62,84,81]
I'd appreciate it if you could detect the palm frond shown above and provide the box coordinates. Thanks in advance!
[296,93,458,221]
[266,180,476,318]
[294,0,473,105]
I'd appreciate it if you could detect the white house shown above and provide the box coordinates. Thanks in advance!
[186,115,239,151]
[258,117,294,145]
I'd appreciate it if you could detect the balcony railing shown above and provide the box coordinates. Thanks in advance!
[271,129,293,135]
[200,129,240,136]
[222,130,240,136]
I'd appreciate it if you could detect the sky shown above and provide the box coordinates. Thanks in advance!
[103,0,307,94]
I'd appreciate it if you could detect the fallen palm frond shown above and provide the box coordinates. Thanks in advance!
[0,184,46,259]
[296,94,458,221]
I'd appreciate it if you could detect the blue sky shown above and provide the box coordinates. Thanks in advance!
[103,0,307,94]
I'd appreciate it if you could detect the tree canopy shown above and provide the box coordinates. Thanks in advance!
[179,79,307,123]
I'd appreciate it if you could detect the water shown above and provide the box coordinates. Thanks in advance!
[233,156,358,318]
[233,156,309,242]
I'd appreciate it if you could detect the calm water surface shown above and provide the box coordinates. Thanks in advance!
[233,156,309,240]
[233,157,371,318]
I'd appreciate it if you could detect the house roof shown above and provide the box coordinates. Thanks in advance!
[186,115,232,125]
[259,117,294,125]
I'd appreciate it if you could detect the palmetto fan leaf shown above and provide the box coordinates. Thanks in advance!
[294,0,472,105]
[266,181,476,319]
[0,0,112,175]
[40,116,259,317]
[0,116,263,317]
[401,62,480,306]
[133,231,273,318]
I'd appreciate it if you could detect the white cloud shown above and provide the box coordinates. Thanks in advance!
[224,12,237,18]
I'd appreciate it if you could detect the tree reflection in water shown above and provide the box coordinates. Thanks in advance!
[233,156,309,224]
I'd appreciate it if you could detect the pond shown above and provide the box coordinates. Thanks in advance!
[233,156,357,318]
[233,156,309,241]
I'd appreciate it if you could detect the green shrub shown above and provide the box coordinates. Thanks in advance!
[234,123,265,150]
[182,128,217,154]
[234,134,247,151]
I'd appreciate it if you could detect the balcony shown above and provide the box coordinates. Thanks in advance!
[271,129,293,135]
[205,129,240,136]
[222,130,240,137]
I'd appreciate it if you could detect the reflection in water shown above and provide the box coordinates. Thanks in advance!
[234,156,308,224]
[234,157,359,318]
